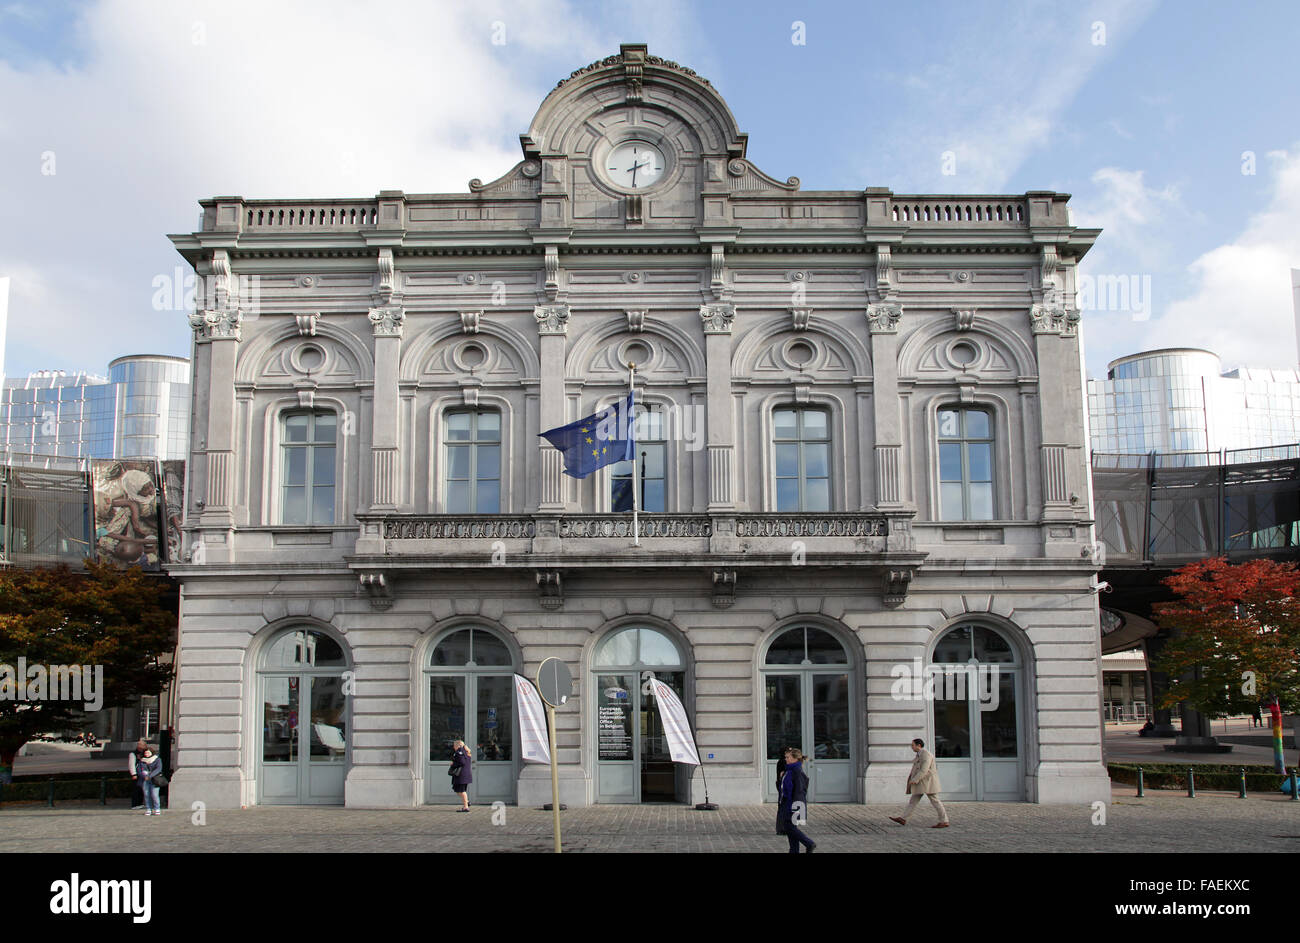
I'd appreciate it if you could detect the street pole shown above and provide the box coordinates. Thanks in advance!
[548,703,561,853]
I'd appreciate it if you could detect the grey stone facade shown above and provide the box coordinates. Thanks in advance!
[166,45,1109,809]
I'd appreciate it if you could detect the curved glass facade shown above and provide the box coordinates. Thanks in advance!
[1088,348,1300,455]
[0,355,190,462]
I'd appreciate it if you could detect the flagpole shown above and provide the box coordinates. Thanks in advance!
[629,361,639,547]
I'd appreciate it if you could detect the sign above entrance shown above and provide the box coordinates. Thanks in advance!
[537,657,573,708]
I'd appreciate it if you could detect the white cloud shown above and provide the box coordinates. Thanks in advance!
[1140,148,1300,370]
[0,0,707,376]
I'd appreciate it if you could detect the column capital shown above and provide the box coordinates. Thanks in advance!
[534,303,570,335]
[189,308,242,342]
[368,305,405,337]
[865,302,902,335]
[700,302,735,334]
[1029,303,1080,336]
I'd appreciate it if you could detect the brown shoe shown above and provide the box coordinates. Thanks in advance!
[889,816,907,825]
[932,822,950,828]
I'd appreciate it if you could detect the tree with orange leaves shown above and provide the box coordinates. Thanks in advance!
[1152,557,1300,719]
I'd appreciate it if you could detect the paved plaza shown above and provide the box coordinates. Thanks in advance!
[3,783,1298,853]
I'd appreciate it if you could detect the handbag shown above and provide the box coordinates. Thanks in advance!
[150,773,168,787]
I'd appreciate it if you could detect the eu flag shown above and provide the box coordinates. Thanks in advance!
[539,393,635,479]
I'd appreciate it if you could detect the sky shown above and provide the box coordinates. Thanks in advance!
[1,0,1298,380]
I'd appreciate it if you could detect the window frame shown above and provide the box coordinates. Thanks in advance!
[441,407,502,514]
[279,409,337,526]
[772,405,832,513]
[936,405,995,522]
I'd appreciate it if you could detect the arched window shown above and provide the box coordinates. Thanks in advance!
[929,622,1023,800]
[937,406,994,520]
[280,410,336,524]
[258,627,350,805]
[761,625,853,801]
[444,409,501,513]
[425,626,517,804]
[773,407,830,511]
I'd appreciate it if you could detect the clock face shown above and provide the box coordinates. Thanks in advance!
[605,141,666,189]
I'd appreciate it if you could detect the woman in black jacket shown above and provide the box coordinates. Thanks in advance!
[777,747,815,853]
[450,740,472,811]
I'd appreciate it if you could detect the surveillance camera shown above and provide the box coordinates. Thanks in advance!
[1092,581,1112,594]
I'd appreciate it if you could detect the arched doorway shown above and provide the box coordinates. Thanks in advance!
[258,627,350,805]
[592,626,689,803]
[930,622,1024,800]
[761,625,854,801]
[425,626,518,804]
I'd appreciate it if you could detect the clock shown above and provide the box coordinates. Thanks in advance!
[604,141,666,190]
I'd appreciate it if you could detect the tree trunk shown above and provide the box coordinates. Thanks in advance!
[0,746,17,784]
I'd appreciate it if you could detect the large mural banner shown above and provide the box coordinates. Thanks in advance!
[160,460,186,564]
[91,460,162,569]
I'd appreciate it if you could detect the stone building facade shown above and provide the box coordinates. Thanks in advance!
[166,45,1109,809]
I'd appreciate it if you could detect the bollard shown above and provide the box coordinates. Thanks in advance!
[1136,766,1145,798]
[47,776,55,808]
[1239,767,1247,799]
[1187,768,1196,798]
[100,775,107,806]
[1290,771,1298,802]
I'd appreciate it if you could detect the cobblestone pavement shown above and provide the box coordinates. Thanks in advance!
[4,784,1299,853]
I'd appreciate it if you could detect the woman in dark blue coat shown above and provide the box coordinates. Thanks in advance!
[450,740,472,811]
[778,747,815,853]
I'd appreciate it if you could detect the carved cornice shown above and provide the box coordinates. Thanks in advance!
[625,309,647,332]
[459,310,482,334]
[791,307,812,331]
[554,51,711,89]
[952,308,976,332]
[875,244,893,296]
[700,302,735,335]
[295,312,320,337]
[368,305,405,337]
[865,302,903,335]
[534,303,570,335]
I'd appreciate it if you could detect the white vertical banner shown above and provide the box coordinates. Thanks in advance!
[650,678,700,766]
[514,674,551,764]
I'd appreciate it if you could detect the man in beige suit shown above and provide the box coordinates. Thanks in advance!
[890,738,950,828]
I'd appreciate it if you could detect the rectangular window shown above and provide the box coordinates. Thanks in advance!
[611,407,666,511]
[773,407,831,512]
[938,407,994,521]
[443,409,501,513]
[281,410,335,524]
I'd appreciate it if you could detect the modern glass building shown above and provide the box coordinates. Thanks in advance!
[0,355,190,463]
[1088,348,1300,456]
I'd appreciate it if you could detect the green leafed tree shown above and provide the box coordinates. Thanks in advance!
[0,561,176,782]
[1152,557,1300,720]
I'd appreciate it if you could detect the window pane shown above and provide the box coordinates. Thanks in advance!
[940,482,964,520]
[475,480,500,514]
[765,674,802,759]
[765,628,805,665]
[938,410,959,438]
[805,443,829,478]
[313,445,334,486]
[933,626,971,663]
[445,480,470,513]
[813,674,850,758]
[282,487,306,524]
[980,674,1018,757]
[596,628,638,666]
[774,409,797,439]
[477,445,500,480]
[311,485,334,524]
[965,410,990,438]
[802,409,828,438]
[973,626,1016,664]
[933,698,971,758]
[314,412,336,444]
[432,629,472,666]
[446,445,470,479]
[471,631,512,667]
[969,483,994,520]
[638,628,681,666]
[776,478,799,512]
[775,443,799,478]
[263,678,297,763]
[939,443,962,482]
[805,628,848,664]
[968,443,992,482]
[477,411,500,440]
[643,480,665,512]
[285,447,307,485]
[285,414,308,442]
[446,413,471,440]
[477,676,513,761]
[804,478,830,511]
[642,444,665,480]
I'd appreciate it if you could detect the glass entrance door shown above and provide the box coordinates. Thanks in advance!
[426,673,515,804]
[260,673,348,805]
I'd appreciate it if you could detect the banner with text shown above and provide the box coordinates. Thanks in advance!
[513,674,551,764]
[650,678,700,766]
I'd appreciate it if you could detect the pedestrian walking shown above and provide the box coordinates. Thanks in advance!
[1252,703,1263,728]
[135,747,164,816]
[890,738,949,829]
[777,747,816,853]
[449,740,472,811]
[127,739,148,810]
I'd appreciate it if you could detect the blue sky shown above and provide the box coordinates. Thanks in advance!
[2,0,1298,379]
